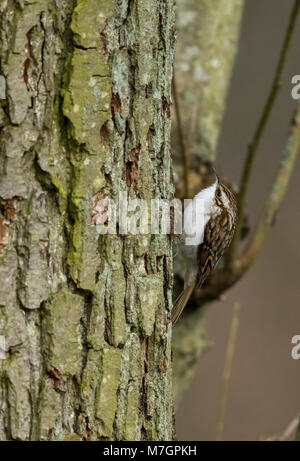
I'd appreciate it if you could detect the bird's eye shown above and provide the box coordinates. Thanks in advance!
[216,187,222,198]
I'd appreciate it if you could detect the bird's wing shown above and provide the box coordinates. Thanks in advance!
[171,218,217,325]
[171,282,196,325]
[197,243,215,288]
[172,210,229,324]
[196,216,219,288]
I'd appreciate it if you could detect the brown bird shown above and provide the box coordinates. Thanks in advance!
[172,172,237,325]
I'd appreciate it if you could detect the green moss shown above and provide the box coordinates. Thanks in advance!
[67,199,102,290]
[63,433,82,441]
[62,9,113,289]
[71,0,115,49]
[51,176,67,199]
[62,48,111,152]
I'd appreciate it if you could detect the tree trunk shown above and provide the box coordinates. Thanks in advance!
[0,0,176,441]
[172,0,244,406]
[173,0,244,162]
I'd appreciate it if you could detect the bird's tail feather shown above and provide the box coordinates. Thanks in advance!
[171,282,196,325]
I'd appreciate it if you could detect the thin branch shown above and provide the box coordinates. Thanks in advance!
[193,104,300,305]
[192,104,300,307]
[172,75,189,198]
[279,414,300,441]
[296,418,300,441]
[216,302,241,441]
[227,0,300,267]
[237,104,300,273]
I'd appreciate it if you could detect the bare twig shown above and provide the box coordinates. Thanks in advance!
[172,75,189,198]
[279,414,300,441]
[191,104,300,307]
[296,418,300,441]
[237,104,300,273]
[216,302,241,441]
[227,0,300,267]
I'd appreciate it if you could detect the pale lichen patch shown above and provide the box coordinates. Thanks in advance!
[44,290,84,377]
[138,276,162,337]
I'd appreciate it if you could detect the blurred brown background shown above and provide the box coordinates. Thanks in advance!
[176,0,300,441]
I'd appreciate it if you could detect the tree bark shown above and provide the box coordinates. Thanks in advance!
[173,0,244,162]
[0,0,176,441]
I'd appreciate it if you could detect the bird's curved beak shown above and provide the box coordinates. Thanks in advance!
[211,166,219,185]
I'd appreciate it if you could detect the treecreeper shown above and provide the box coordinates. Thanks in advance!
[172,169,237,324]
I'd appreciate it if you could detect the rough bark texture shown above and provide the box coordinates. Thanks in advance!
[0,0,176,441]
[172,0,244,406]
